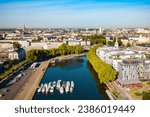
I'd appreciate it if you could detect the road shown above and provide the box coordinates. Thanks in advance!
[14,60,50,100]
[0,69,34,100]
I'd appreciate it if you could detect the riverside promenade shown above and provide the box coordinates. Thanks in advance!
[14,60,50,100]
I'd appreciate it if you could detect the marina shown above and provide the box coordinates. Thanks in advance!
[37,80,74,94]
[33,56,108,100]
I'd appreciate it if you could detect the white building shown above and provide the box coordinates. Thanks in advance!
[0,40,31,49]
[96,39,149,86]
[118,59,150,86]
[43,42,63,49]
[0,42,13,49]
[8,48,26,60]
[68,40,80,46]
[128,34,150,43]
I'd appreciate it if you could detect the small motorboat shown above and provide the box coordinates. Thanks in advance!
[60,87,64,94]
[41,87,45,93]
[70,87,73,93]
[50,87,54,93]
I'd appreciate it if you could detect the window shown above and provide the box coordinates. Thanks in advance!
[15,54,18,59]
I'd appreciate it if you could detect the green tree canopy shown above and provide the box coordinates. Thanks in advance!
[126,42,131,47]
[78,34,106,45]
[86,44,117,84]
[37,35,43,41]
[26,44,84,62]
[13,42,21,49]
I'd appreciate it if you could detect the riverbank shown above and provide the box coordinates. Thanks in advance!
[86,44,118,100]
[53,53,86,61]
[14,60,50,100]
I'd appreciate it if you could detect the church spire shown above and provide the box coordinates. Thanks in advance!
[115,37,119,48]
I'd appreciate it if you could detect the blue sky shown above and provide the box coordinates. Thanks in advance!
[0,0,150,28]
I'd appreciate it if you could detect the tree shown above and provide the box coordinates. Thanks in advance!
[112,37,116,46]
[118,38,123,46]
[3,59,18,70]
[37,35,43,41]
[126,42,131,47]
[142,91,150,100]
[26,50,38,62]
[112,37,123,47]
[86,44,117,83]
[146,55,150,59]
[107,41,113,46]
[13,42,21,49]
[75,45,84,54]
[49,49,58,56]
[58,44,68,55]
[78,34,106,45]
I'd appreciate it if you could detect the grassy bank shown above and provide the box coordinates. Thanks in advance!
[86,44,117,84]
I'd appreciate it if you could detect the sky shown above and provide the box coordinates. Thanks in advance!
[0,0,150,28]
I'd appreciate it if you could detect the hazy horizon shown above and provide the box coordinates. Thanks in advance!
[0,0,150,28]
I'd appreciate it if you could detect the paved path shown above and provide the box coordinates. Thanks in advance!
[14,60,50,100]
[111,82,133,100]
[0,70,34,100]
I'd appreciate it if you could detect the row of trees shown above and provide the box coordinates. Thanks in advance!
[0,44,84,80]
[3,59,19,71]
[0,60,28,80]
[26,44,84,62]
[107,37,124,47]
[78,34,106,45]
[86,44,117,84]
[13,42,21,49]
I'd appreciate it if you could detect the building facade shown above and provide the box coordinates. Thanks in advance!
[8,48,26,60]
[96,39,150,86]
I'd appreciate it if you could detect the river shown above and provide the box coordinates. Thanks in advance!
[33,56,109,100]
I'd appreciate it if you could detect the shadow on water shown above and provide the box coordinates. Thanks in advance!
[49,57,84,70]
[86,62,109,100]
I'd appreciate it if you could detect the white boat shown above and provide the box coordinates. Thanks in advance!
[60,87,64,94]
[44,83,48,88]
[47,85,51,89]
[66,81,70,86]
[41,87,45,93]
[41,84,44,87]
[45,87,49,94]
[71,81,74,88]
[70,87,73,93]
[65,86,69,93]
[38,80,74,94]
[48,82,51,87]
[50,87,54,93]
[62,81,66,87]
[56,80,61,89]
[37,87,41,93]
[52,81,56,87]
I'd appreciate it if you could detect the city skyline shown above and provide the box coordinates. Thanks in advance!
[0,0,150,28]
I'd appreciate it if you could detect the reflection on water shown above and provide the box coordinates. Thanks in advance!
[86,62,109,99]
[50,58,84,70]
[33,56,108,100]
